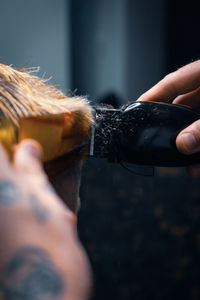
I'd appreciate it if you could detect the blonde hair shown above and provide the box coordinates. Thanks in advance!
[0,64,92,125]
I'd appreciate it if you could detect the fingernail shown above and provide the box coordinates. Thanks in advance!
[21,140,41,159]
[178,133,200,154]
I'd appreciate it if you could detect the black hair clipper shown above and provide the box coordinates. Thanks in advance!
[88,101,200,167]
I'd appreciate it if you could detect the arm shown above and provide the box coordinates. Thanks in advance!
[0,140,91,300]
[137,60,200,177]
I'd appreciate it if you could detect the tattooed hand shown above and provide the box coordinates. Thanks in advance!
[0,140,91,300]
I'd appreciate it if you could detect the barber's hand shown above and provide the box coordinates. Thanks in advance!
[137,60,200,178]
[0,139,91,300]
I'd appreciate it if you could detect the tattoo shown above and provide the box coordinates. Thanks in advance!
[0,246,64,300]
[29,194,49,224]
[0,181,21,205]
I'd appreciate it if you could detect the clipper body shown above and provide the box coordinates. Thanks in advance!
[89,101,200,167]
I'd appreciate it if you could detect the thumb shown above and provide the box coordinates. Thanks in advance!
[14,139,45,176]
[176,120,200,155]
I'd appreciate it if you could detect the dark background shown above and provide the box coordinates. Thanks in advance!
[0,0,200,299]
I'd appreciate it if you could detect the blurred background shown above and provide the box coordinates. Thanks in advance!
[0,0,200,299]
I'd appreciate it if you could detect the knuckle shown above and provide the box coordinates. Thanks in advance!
[163,71,176,82]
[158,72,178,98]
[163,72,177,92]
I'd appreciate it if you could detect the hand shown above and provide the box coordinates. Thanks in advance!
[0,140,91,300]
[137,60,200,178]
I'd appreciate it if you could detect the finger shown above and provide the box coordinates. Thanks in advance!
[14,140,73,217]
[0,143,11,175]
[137,60,200,102]
[173,86,200,109]
[14,139,45,177]
[186,165,200,178]
[176,120,200,155]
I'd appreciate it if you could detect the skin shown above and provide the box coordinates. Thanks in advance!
[0,139,92,300]
[137,60,200,178]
